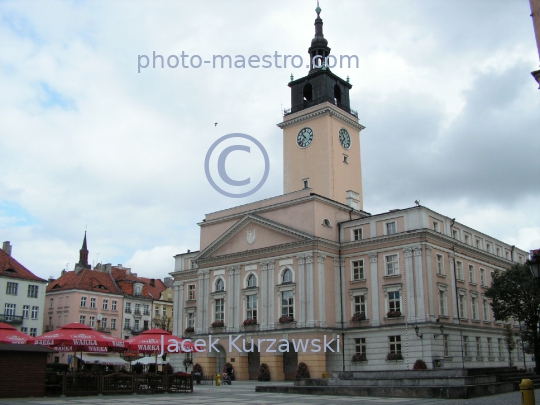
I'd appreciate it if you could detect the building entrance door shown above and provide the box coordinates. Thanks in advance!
[283,344,298,381]
[248,346,260,380]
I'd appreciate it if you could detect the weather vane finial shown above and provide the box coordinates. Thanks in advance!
[316,0,321,16]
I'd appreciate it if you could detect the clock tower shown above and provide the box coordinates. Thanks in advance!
[278,3,365,210]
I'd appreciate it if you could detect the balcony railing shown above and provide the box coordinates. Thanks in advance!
[130,327,148,336]
[143,311,150,315]
[134,310,141,315]
[0,314,23,324]
[283,97,358,118]
[125,308,132,313]
[124,325,131,330]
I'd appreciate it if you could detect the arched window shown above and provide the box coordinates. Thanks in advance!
[215,278,225,292]
[334,84,341,104]
[303,83,313,101]
[247,274,257,288]
[282,269,293,283]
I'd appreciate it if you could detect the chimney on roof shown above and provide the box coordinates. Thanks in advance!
[150,279,155,287]
[2,241,12,256]
[61,269,66,276]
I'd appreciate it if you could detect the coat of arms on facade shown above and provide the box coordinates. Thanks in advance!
[247,228,256,245]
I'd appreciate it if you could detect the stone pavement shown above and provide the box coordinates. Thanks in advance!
[1,381,539,405]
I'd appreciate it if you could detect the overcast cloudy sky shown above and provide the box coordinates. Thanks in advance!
[1,1,539,281]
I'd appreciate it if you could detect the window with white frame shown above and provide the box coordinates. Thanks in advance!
[458,293,467,319]
[436,254,445,275]
[90,298,96,309]
[353,228,363,241]
[487,337,493,358]
[125,302,131,313]
[134,319,140,330]
[4,303,15,317]
[6,282,18,295]
[134,303,140,314]
[143,304,149,315]
[246,294,258,321]
[483,298,490,321]
[385,254,399,276]
[21,327,28,334]
[188,284,196,300]
[31,306,39,319]
[476,239,481,249]
[386,221,397,235]
[112,300,117,311]
[353,294,366,315]
[438,289,448,316]
[28,285,39,298]
[463,336,469,357]
[476,337,482,358]
[103,299,108,310]
[468,265,476,284]
[101,317,107,329]
[480,268,486,286]
[453,230,459,240]
[465,234,470,245]
[162,307,166,317]
[443,334,449,356]
[111,318,117,330]
[49,298,54,309]
[282,268,293,283]
[81,296,87,307]
[215,278,225,292]
[456,261,464,281]
[124,318,130,329]
[79,315,86,324]
[388,291,401,313]
[89,316,95,328]
[22,305,29,319]
[30,328,37,337]
[496,247,501,256]
[433,221,440,232]
[352,260,364,280]
[486,243,492,253]
[471,297,479,321]
[389,336,401,354]
[506,251,510,259]
[186,312,195,328]
[134,284,142,295]
[354,338,366,355]
[247,274,257,288]
[215,298,224,322]
[281,290,294,317]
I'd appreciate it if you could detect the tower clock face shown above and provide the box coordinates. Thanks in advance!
[339,128,351,149]
[297,127,314,148]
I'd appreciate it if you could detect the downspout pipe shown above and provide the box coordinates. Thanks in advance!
[450,218,465,368]
[338,220,345,371]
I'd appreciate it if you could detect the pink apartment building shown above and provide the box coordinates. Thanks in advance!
[170,5,532,380]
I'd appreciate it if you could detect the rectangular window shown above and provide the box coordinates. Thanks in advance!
[103,299,108,310]
[155,307,160,317]
[354,295,366,314]
[247,294,258,321]
[468,265,476,284]
[135,303,140,314]
[354,337,366,355]
[281,290,294,317]
[134,319,140,330]
[487,337,493,358]
[49,298,54,309]
[80,297,87,307]
[436,254,444,275]
[352,260,364,280]
[456,261,464,281]
[471,297,479,320]
[388,291,401,313]
[22,305,29,319]
[483,299,490,321]
[101,318,107,329]
[111,318,117,330]
[458,294,467,319]
[6,282,18,295]
[144,304,150,315]
[498,338,504,358]
[433,221,440,232]
[188,284,196,300]
[215,298,225,322]
[386,222,397,235]
[30,328,37,337]
[89,316,95,328]
[465,234,470,245]
[480,269,486,286]
[463,336,469,357]
[496,247,501,256]
[79,315,86,324]
[476,337,482,358]
[443,334,449,357]
[486,243,492,253]
[90,298,96,309]
[125,302,131,313]
[476,239,481,249]
[4,303,16,317]
[124,318,130,329]
[27,285,39,298]
[187,312,195,328]
[112,300,117,311]
[31,306,39,320]
[439,290,447,316]
[162,307,167,317]
[506,251,510,259]
[353,228,363,241]
[453,230,459,240]
[389,335,401,354]
[385,254,399,276]
[21,327,28,334]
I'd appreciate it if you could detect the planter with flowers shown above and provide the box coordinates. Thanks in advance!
[351,353,367,364]
[386,310,403,319]
[350,312,368,326]
[184,326,194,335]
[277,315,296,329]
[386,352,404,362]
[211,320,225,331]
[242,318,259,331]
[258,363,270,381]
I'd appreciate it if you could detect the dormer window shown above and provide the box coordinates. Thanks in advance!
[134,284,142,296]
[215,278,225,292]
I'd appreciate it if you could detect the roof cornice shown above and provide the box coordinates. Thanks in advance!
[277,102,365,131]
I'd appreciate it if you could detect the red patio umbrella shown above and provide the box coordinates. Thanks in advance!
[124,328,199,354]
[0,322,30,344]
[27,322,126,352]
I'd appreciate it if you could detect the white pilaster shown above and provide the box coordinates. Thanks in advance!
[317,254,327,327]
[448,252,459,324]
[369,254,380,326]
[425,247,436,322]
[413,246,425,322]
[260,261,268,329]
[268,261,275,326]
[306,255,314,326]
[234,266,241,331]
[297,255,306,327]
[404,247,416,321]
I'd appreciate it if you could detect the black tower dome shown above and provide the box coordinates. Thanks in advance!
[308,1,330,74]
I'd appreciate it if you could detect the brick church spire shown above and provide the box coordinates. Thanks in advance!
[78,231,90,269]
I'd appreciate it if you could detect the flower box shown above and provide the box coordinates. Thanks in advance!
[184,327,194,334]
[351,312,366,322]
[279,315,294,324]
[211,320,225,328]
[386,310,402,318]
[386,352,403,361]
[351,353,367,363]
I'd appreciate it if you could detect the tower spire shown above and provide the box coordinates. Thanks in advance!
[308,1,330,74]
[78,231,89,268]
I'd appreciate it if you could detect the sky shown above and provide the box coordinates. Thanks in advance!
[0,0,539,282]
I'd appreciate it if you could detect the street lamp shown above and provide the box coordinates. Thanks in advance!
[434,324,445,339]
[527,251,540,279]
[414,325,423,339]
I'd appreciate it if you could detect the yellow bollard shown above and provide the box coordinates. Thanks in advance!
[520,378,535,405]
[322,371,328,379]
[215,373,221,387]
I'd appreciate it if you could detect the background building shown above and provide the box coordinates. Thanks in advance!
[170,6,532,380]
[0,241,47,337]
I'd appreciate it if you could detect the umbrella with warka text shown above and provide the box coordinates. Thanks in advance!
[0,322,30,344]
[124,328,199,354]
[27,322,126,352]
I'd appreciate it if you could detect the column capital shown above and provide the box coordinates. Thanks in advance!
[305,255,314,264]
[267,262,275,270]
[425,247,432,256]
[297,256,305,265]
[369,253,378,263]
[413,246,422,256]
[404,247,413,258]
[260,261,268,271]
[317,254,327,263]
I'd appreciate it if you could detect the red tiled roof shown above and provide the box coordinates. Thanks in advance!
[140,277,167,299]
[111,267,166,299]
[46,268,124,295]
[0,249,46,282]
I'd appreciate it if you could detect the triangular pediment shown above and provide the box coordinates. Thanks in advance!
[197,214,314,260]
